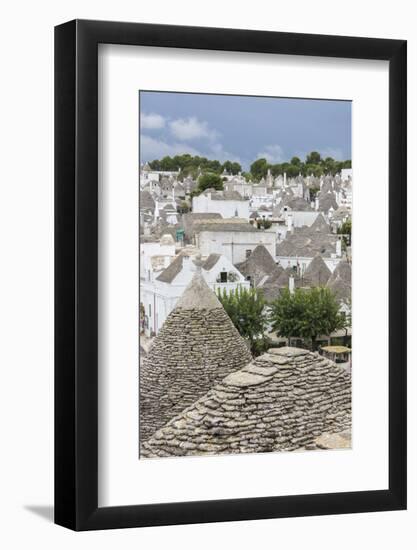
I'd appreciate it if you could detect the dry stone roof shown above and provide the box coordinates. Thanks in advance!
[283,197,313,211]
[156,251,222,284]
[276,268,290,287]
[235,245,279,286]
[141,347,351,458]
[276,230,337,259]
[318,193,339,212]
[156,254,184,283]
[202,189,245,201]
[194,219,259,233]
[140,190,155,211]
[258,265,286,302]
[326,260,352,302]
[329,260,351,282]
[140,272,252,442]
[303,254,332,287]
[308,213,330,233]
[182,213,222,239]
[201,253,221,271]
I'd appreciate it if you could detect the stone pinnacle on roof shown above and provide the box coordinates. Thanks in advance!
[140,272,252,443]
[141,347,352,458]
[174,270,223,310]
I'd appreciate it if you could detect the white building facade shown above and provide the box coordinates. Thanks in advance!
[140,252,249,336]
[192,192,250,219]
[195,227,276,265]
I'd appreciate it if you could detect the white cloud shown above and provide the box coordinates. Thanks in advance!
[209,142,241,164]
[169,117,218,141]
[140,134,243,167]
[140,135,202,161]
[320,147,345,160]
[140,112,166,130]
[256,144,285,163]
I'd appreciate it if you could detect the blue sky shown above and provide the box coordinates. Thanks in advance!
[140,91,351,170]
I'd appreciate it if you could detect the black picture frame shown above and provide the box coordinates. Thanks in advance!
[55,19,407,531]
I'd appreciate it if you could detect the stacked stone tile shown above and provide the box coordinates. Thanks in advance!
[139,271,252,442]
[141,347,351,458]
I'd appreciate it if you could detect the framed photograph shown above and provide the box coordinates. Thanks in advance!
[55,20,407,530]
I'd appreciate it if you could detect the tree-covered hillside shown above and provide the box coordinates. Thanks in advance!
[145,151,351,182]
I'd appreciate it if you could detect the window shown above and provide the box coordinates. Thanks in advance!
[220,271,228,283]
[246,249,252,259]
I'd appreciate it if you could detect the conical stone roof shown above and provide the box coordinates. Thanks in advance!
[235,244,278,286]
[141,347,351,458]
[140,272,252,443]
[328,260,351,283]
[326,260,351,302]
[309,213,330,233]
[303,254,331,287]
[259,264,285,302]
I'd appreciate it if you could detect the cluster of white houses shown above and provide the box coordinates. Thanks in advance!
[139,162,352,339]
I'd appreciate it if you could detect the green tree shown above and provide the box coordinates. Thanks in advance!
[291,156,301,166]
[322,156,336,174]
[148,159,161,170]
[309,185,320,202]
[337,218,351,236]
[197,172,224,192]
[271,164,283,176]
[304,163,324,177]
[269,287,346,350]
[306,151,321,164]
[256,218,272,230]
[177,200,190,214]
[250,158,269,181]
[218,287,269,356]
[286,164,300,178]
[222,160,242,175]
[159,155,178,171]
[337,218,352,248]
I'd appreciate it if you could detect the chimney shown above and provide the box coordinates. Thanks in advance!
[315,197,319,211]
[286,214,293,231]
[192,253,203,274]
[336,238,342,257]
[289,275,295,294]
[182,255,191,271]
[283,172,287,186]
